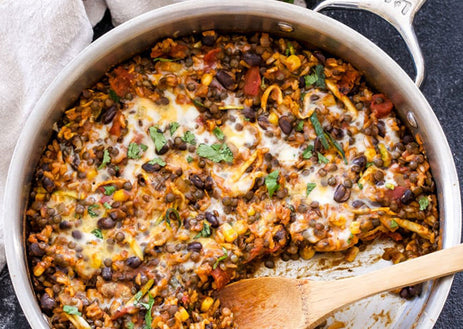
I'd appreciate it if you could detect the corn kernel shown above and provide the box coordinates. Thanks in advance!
[113,190,129,202]
[345,246,359,262]
[201,297,214,312]
[247,207,255,216]
[300,246,315,260]
[365,147,376,162]
[349,221,361,235]
[233,220,248,235]
[87,168,98,180]
[379,143,391,167]
[33,263,45,277]
[285,55,301,72]
[201,73,213,86]
[175,307,190,322]
[269,112,279,125]
[222,223,238,243]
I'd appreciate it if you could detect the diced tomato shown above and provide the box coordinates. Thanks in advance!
[243,66,261,96]
[169,44,189,59]
[111,305,136,320]
[100,195,112,204]
[370,94,393,118]
[204,48,221,67]
[385,185,406,201]
[109,111,124,137]
[109,67,133,97]
[211,268,231,290]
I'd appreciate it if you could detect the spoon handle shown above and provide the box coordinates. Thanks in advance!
[303,244,463,324]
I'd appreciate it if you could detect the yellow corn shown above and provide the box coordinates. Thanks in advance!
[349,221,361,235]
[201,73,213,86]
[175,307,190,322]
[247,207,255,216]
[87,168,98,180]
[365,147,376,162]
[233,220,248,235]
[345,246,359,262]
[269,112,279,125]
[379,143,391,167]
[33,263,46,277]
[113,190,129,202]
[285,55,301,72]
[300,246,315,260]
[201,297,214,312]
[222,223,238,243]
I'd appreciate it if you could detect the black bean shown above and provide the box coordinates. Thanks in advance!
[187,242,203,252]
[374,170,384,182]
[126,256,142,268]
[399,283,423,299]
[71,230,82,240]
[205,211,219,228]
[278,115,293,135]
[314,136,323,152]
[202,34,216,46]
[115,232,125,242]
[333,184,351,203]
[204,176,214,191]
[30,243,45,257]
[101,267,112,281]
[142,162,161,173]
[40,293,56,311]
[101,105,117,124]
[97,217,116,230]
[332,127,344,139]
[123,181,133,190]
[257,115,270,130]
[264,259,275,269]
[190,174,204,189]
[242,107,257,122]
[352,155,367,169]
[377,120,386,137]
[327,177,337,186]
[156,144,169,155]
[400,189,415,205]
[352,200,365,208]
[273,229,287,243]
[42,177,55,193]
[59,220,72,230]
[216,70,234,89]
[243,52,261,66]
[403,135,414,144]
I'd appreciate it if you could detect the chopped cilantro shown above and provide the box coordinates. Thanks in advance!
[98,149,111,170]
[192,98,206,108]
[306,183,316,196]
[128,142,148,159]
[265,170,280,198]
[295,120,304,132]
[390,219,399,229]
[148,126,167,152]
[88,204,99,217]
[302,145,313,159]
[213,247,228,269]
[182,131,196,145]
[366,162,374,168]
[103,185,116,195]
[127,322,135,329]
[358,182,364,190]
[317,152,329,164]
[213,127,225,140]
[144,294,155,329]
[108,89,120,103]
[195,222,211,238]
[170,122,180,135]
[63,305,81,316]
[304,64,325,89]
[286,41,295,56]
[196,143,234,163]
[304,74,318,86]
[91,228,103,239]
[310,112,330,150]
[186,155,194,163]
[148,157,166,167]
[103,202,112,209]
[419,196,429,211]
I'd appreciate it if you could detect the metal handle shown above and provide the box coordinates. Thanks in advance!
[313,0,426,87]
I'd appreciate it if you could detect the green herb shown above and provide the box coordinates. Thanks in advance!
[127,322,135,329]
[358,182,364,190]
[295,120,304,132]
[265,170,280,198]
[300,92,307,102]
[317,152,329,164]
[144,294,155,329]
[148,126,167,152]
[325,132,347,164]
[286,41,295,56]
[304,65,326,89]
[170,122,180,135]
[108,89,120,103]
[186,155,194,163]
[63,305,81,316]
[128,142,148,159]
[98,149,111,170]
[366,162,374,168]
[304,74,318,87]
[213,247,228,270]
[103,202,112,209]
[213,127,225,140]
[195,222,212,238]
[302,145,314,159]
[165,208,181,226]
[347,233,354,244]
[419,196,429,211]
[133,291,143,303]
[104,185,116,195]
[306,183,316,196]
[182,131,196,145]
[197,143,234,163]
[148,157,166,167]
[390,219,399,229]
[91,228,103,239]
[192,98,206,108]
[310,112,330,149]
[385,183,395,190]
[153,57,174,63]
[88,204,99,217]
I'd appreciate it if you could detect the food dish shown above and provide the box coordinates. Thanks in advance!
[26,31,439,328]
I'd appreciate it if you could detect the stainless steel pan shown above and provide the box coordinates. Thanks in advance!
[3,0,461,328]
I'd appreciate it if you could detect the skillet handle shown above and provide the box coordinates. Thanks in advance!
[313,0,426,87]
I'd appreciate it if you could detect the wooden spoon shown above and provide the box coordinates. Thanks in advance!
[217,244,463,329]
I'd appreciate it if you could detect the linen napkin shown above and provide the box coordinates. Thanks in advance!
[0,0,306,270]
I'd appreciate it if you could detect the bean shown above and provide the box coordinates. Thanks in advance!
[142,162,161,173]
[374,170,384,182]
[205,212,219,228]
[243,52,261,66]
[40,293,56,312]
[278,115,293,135]
[242,107,256,122]
[352,155,366,169]
[399,283,423,299]
[115,232,125,242]
[42,177,55,193]
[187,242,203,252]
[204,176,214,191]
[156,144,169,155]
[333,184,351,203]
[377,120,386,137]
[97,217,116,230]
[59,220,72,230]
[400,189,414,205]
[327,177,337,186]
[216,70,234,89]
[101,267,112,281]
[71,230,82,240]
[123,181,132,190]
[126,256,142,268]
[202,34,216,46]
[30,242,45,257]
[257,115,270,130]
[165,193,175,203]
[190,174,204,189]
[264,259,275,269]
[101,105,117,124]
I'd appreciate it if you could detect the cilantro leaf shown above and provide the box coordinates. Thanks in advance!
[302,145,313,159]
[104,185,116,195]
[358,182,364,190]
[197,143,234,163]
[213,127,225,141]
[170,122,180,135]
[148,127,167,152]
[182,131,196,145]
[144,294,155,329]
[310,112,330,149]
[195,222,211,238]
[108,89,120,103]
[148,157,166,167]
[127,322,135,329]
[304,74,318,87]
[186,155,194,163]
[304,65,325,89]
[88,204,99,217]
[306,183,316,196]
[98,149,111,170]
[213,247,228,270]
[63,305,81,316]
[103,202,112,209]
[265,170,280,197]
[91,228,103,239]
[295,120,304,132]
[419,196,429,211]
[317,152,329,164]
[390,219,399,229]
[128,142,148,159]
